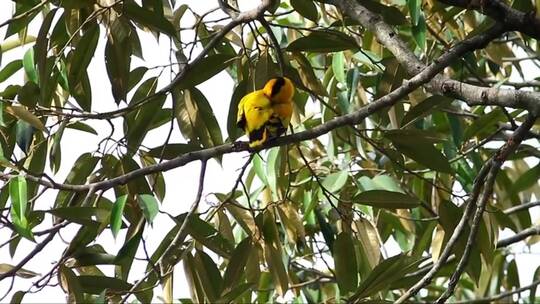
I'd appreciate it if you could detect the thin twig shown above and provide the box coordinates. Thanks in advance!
[436,114,538,303]
[453,278,540,304]
[503,201,540,215]
[496,225,540,248]
[120,160,208,303]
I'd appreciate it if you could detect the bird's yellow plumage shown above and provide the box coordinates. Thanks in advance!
[236,77,295,147]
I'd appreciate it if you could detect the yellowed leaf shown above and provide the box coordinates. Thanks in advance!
[6,106,47,132]
[432,225,445,263]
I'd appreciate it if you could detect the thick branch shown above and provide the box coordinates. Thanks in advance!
[332,0,540,115]
[438,0,540,40]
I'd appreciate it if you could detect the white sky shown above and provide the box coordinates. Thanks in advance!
[0,1,539,303]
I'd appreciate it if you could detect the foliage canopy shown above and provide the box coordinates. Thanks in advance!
[0,0,539,303]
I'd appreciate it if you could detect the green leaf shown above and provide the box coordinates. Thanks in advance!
[371,175,402,192]
[315,208,335,252]
[352,254,426,300]
[65,225,100,256]
[219,283,254,303]
[66,122,98,135]
[186,215,234,258]
[137,194,158,223]
[10,291,25,304]
[73,251,117,267]
[124,2,178,39]
[227,80,247,141]
[322,171,348,193]
[59,265,84,303]
[68,23,99,87]
[222,238,252,293]
[72,71,92,111]
[128,66,148,92]
[49,121,66,174]
[530,265,540,303]
[333,232,358,293]
[54,153,99,208]
[254,50,278,89]
[177,54,235,89]
[507,259,519,290]
[5,3,40,39]
[402,95,452,126]
[121,156,152,196]
[412,13,426,50]
[263,242,289,296]
[253,154,269,186]
[47,207,109,225]
[355,190,421,209]
[0,60,23,83]
[104,19,133,103]
[17,81,40,108]
[408,0,420,26]
[291,52,328,96]
[124,77,167,153]
[147,143,200,160]
[110,195,127,238]
[291,0,319,21]
[463,108,506,141]
[115,228,143,280]
[175,87,223,150]
[78,275,133,294]
[286,31,358,52]
[35,9,56,91]
[0,102,5,128]
[9,176,28,219]
[511,164,540,194]
[385,129,452,173]
[23,48,38,84]
[9,176,32,240]
[139,154,166,202]
[373,1,408,25]
[183,253,205,303]
[194,250,224,301]
[332,51,346,84]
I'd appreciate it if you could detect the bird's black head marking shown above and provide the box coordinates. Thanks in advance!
[270,77,285,97]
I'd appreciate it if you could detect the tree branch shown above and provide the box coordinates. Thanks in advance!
[438,0,540,40]
[503,201,540,215]
[497,224,540,248]
[0,227,60,281]
[454,278,540,304]
[120,160,208,303]
[331,0,540,116]
[437,114,538,303]
[465,78,540,89]
[394,114,538,303]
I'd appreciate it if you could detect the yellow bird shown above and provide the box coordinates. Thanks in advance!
[236,77,295,147]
